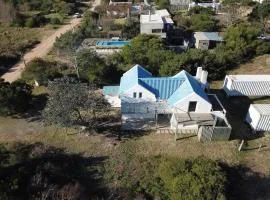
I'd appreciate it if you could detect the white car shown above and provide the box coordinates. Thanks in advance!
[72,13,81,18]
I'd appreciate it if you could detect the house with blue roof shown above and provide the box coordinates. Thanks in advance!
[102,64,224,132]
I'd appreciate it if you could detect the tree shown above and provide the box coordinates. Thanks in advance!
[0,81,32,115]
[249,4,270,32]
[121,18,140,39]
[190,13,218,32]
[76,49,106,84]
[42,77,109,127]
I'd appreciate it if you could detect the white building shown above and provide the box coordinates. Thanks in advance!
[223,75,270,97]
[103,64,231,140]
[140,9,174,38]
[246,104,270,132]
[193,32,223,50]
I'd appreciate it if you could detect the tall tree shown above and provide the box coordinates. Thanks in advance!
[42,77,109,127]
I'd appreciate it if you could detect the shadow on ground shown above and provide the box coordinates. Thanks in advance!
[210,89,267,141]
[0,142,108,199]
[221,162,270,200]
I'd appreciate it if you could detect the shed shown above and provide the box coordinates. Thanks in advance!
[193,32,223,50]
[246,104,270,131]
[223,75,270,96]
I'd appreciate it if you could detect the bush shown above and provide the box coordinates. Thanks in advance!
[24,17,36,27]
[21,58,63,85]
[50,17,61,25]
[0,81,32,116]
[104,146,227,200]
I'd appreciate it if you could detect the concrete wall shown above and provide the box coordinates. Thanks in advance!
[173,93,212,113]
[196,40,210,50]
[140,23,164,36]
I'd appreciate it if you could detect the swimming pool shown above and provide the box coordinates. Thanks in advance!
[96,40,130,48]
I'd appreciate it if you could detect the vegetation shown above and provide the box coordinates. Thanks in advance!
[42,77,110,127]
[0,80,32,116]
[21,58,64,85]
[105,147,227,200]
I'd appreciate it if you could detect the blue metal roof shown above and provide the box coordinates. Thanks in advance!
[119,64,152,94]
[117,64,209,105]
[168,71,209,105]
[103,86,119,96]
[139,77,185,99]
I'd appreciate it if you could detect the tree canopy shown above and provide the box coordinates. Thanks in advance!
[42,76,109,127]
[0,80,32,116]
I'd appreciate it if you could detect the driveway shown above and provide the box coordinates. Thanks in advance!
[1,18,82,82]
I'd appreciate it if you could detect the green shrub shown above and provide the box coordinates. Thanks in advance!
[104,145,227,200]
[22,58,63,85]
[50,17,61,25]
[24,17,36,27]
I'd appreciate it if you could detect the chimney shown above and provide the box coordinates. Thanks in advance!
[149,10,151,21]
[200,70,208,84]
[196,67,202,80]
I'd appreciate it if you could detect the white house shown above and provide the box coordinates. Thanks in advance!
[140,9,174,38]
[103,64,232,140]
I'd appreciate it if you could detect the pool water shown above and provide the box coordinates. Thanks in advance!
[96,40,130,48]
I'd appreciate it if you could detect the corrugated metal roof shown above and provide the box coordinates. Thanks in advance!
[103,86,119,96]
[168,71,209,105]
[119,64,152,94]
[227,75,270,82]
[139,77,185,99]
[194,32,223,41]
[252,104,270,115]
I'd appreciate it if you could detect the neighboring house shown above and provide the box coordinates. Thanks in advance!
[103,64,231,141]
[246,104,270,132]
[252,0,270,3]
[193,32,223,50]
[170,0,192,6]
[140,9,174,39]
[223,75,270,97]
[188,1,220,12]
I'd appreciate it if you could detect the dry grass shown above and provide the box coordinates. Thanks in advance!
[210,54,270,89]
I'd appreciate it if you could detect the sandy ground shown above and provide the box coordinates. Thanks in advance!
[1,18,82,82]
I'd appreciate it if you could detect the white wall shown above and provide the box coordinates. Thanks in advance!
[246,105,261,130]
[140,23,164,35]
[122,84,156,102]
[173,93,212,113]
[105,95,121,107]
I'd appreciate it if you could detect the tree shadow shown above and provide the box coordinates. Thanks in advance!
[220,162,270,200]
[11,93,48,122]
[0,142,108,199]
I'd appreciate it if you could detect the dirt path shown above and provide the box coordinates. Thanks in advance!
[1,18,82,82]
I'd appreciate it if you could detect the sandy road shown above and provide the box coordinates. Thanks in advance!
[1,18,82,82]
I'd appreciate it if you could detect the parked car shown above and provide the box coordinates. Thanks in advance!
[72,13,81,18]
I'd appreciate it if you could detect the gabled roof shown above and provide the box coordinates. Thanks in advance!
[168,70,209,105]
[119,64,152,94]
[119,65,209,105]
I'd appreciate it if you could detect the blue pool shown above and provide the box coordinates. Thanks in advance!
[96,40,130,48]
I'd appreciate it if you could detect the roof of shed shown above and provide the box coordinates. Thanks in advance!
[252,104,270,115]
[227,75,270,82]
[194,32,223,41]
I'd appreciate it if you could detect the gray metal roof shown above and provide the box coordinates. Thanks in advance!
[252,104,270,115]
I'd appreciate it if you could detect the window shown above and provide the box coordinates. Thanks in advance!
[133,92,136,98]
[139,92,142,98]
[188,101,197,112]
[152,29,162,33]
